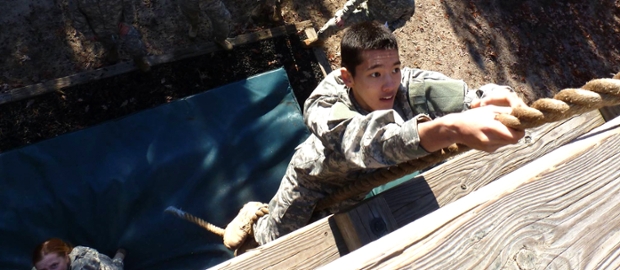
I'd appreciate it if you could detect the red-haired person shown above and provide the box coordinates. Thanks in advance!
[32,238,125,270]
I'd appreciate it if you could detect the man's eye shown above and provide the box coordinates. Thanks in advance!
[393,68,401,73]
[370,72,380,78]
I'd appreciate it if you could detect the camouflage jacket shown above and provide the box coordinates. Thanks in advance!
[68,0,135,39]
[254,67,483,244]
[69,246,123,270]
[335,0,416,30]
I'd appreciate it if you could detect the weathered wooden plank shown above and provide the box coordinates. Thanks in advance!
[0,20,313,106]
[209,111,606,269]
[303,26,332,77]
[213,216,346,269]
[385,110,605,226]
[324,114,620,269]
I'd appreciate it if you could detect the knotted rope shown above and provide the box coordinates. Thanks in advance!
[315,72,620,211]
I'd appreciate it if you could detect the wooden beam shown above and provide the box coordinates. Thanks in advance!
[325,113,620,269]
[213,216,347,269]
[386,110,605,226]
[333,110,605,252]
[208,111,605,269]
[0,20,314,106]
[303,26,332,77]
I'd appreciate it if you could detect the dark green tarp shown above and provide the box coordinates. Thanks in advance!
[0,68,310,270]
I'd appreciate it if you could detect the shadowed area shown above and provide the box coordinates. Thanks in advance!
[0,68,310,270]
[442,0,620,101]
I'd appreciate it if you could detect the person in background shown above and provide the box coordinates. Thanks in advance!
[177,0,234,51]
[32,238,125,270]
[68,0,151,72]
[303,0,416,47]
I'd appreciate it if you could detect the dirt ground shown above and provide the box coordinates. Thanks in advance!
[1,0,620,152]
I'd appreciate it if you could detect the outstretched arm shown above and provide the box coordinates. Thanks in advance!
[334,0,365,21]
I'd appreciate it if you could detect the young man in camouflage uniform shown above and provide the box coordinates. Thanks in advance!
[68,0,151,72]
[178,0,234,51]
[238,21,526,246]
[303,0,416,47]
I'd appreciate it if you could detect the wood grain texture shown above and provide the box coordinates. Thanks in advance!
[212,216,344,269]
[384,111,605,227]
[324,114,620,270]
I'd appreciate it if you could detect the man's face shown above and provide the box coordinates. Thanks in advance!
[342,49,401,112]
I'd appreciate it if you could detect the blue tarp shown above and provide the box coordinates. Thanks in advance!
[0,68,310,270]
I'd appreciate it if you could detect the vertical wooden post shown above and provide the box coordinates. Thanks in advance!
[303,26,332,77]
[333,195,399,252]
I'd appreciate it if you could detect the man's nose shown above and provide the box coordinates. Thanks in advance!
[382,75,396,91]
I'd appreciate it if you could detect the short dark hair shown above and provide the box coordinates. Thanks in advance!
[340,21,399,77]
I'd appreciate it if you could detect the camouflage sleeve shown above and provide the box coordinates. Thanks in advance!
[68,0,95,39]
[388,3,415,31]
[69,246,123,270]
[404,68,515,111]
[97,251,123,270]
[404,67,478,113]
[334,0,364,20]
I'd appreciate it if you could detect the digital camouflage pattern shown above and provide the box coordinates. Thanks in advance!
[317,0,416,40]
[68,246,123,270]
[68,0,146,58]
[253,67,478,245]
[178,0,231,41]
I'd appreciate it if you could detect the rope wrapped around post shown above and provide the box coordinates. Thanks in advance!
[315,72,620,212]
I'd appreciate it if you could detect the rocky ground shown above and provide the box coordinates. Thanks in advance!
[1,0,619,152]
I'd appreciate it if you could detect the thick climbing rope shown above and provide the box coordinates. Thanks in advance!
[165,206,225,236]
[165,203,269,255]
[315,72,620,211]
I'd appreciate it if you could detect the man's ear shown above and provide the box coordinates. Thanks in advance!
[340,67,355,88]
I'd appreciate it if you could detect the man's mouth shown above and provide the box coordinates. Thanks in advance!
[380,95,394,100]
